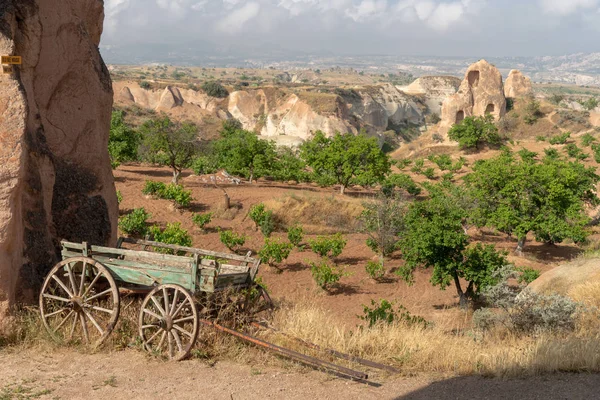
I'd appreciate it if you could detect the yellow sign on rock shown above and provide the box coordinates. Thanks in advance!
[1,56,22,65]
[2,65,13,74]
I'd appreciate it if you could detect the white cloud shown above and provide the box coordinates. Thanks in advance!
[216,2,261,33]
[539,0,599,15]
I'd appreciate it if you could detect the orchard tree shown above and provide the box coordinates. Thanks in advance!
[397,185,508,307]
[269,147,309,183]
[213,127,276,183]
[139,115,200,184]
[359,193,406,263]
[448,114,500,150]
[108,110,140,169]
[300,131,391,194]
[466,148,600,255]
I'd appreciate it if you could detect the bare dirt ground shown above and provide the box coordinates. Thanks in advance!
[2,348,600,400]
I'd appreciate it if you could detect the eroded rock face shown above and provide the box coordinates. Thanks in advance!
[439,60,507,137]
[0,1,117,325]
[504,70,533,98]
[401,76,461,115]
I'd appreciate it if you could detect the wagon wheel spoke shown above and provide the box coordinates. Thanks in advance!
[84,288,113,303]
[157,331,167,351]
[171,297,189,319]
[172,324,194,339]
[170,289,179,316]
[53,310,75,333]
[163,287,170,316]
[81,270,103,299]
[80,313,90,344]
[42,294,71,303]
[83,309,105,336]
[87,305,114,314]
[171,329,184,353]
[167,331,174,358]
[78,261,87,296]
[143,327,163,346]
[51,275,74,298]
[44,308,67,318]
[150,295,167,317]
[142,308,162,321]
[69,312,78,339]
[65,264,78,295]
[173,316,195,324]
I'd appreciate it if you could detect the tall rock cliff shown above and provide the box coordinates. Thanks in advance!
[439,60,507,138]
[0,1,117,326]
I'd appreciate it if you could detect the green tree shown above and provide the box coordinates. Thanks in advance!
[466,148,600,254]
[213,128,276,183]
[139,116,199,184]
[448,115,501,150]
[202,81,229,98]
[397,189,508,306]
[300,131,391,194]
[359,193,406,263]
[108,110,140,169]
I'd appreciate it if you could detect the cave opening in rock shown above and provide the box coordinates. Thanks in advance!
[456,110,465,124]
[485,104,495,114]
[468,71,480,87]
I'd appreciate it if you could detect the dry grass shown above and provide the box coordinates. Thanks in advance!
[296,91,340,114]
[267,301,600,377]
[263,193,364,234]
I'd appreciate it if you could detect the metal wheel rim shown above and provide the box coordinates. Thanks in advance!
[39,257,120,347]
[139,284,199,361]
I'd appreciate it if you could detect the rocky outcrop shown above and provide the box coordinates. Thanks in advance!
[504,70,533,98]
[528,258,600,296]
[401,76,461,115]
[439,60,507,137]
[0,1,117,326]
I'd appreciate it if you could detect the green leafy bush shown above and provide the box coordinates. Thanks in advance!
[383,174,421,196]
[191,156,219,175]
[219,230,246,252]
[116,191,123,204]
[593,144,600,163]
[118,208,151,236]
[548,131,571,145]
[536,135,546,142]
[258,238,293,267]
[192,213,212,231]
[422,167,436,180]
[309,233,347,258]
[202,81,229,98]
[517,267,541,284]
[411,158,424,174]
[149,222,192,255]
[581,133,596,147]
[310,261,343,290]
[396,158,413,169]
[360,300,428,328]
[249,203,275,237]
[565,143,588,160]
[142,180,166,196]
[365,261,385,281]
[448,115,500,149]
[287,225,304,248]
[429,154,453,171]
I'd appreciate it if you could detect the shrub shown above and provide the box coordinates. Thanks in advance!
[593,144,600,163]
[192,156,219,175]
[517,267,541,284]
[581,133,596,147]
[429,113,441,124]
[258,238,293,268]
[383,174,421,196]
[139,81,151,89]
[536,135,546,142]
[287,225,304,248]
[202,81,229,98]
[309,233,347,258]
[524,99,543,125]
[549,93,565,105]
[411,158,424,174]
[396,158,412,169]
[142,180,166,196]
[118,208,150,236]
[219,230,246,252]
[422,167,436,180]
[149,222,192,255]
[429,154,453,171]
[365,261,385,281]
[116,190,123,204]
[360,299,428,328]
[192,213,212,231]
[249,203,275,237]
[448,115,500,149]
[565,143,588,160]
[310,261,343,290]
[548,131,571,145]
[432,133,444,143]
[544,148,560,159]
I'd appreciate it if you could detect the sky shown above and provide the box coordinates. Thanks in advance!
[101,0,600,58]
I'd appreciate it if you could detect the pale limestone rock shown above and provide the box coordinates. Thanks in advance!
[504,70,533,98]
[439,60,507,137]
[401,76,461,115]
[0,0,117,326]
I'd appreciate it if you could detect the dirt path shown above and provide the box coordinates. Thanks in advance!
[2,348,600,400]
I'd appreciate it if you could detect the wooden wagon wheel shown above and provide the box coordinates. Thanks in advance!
[39,257,120,347]
[139,284,199,361]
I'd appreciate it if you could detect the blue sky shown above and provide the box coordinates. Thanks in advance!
[102,0,600,57]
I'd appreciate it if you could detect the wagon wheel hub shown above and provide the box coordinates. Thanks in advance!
[163,316,173,331]
[71,296,84,312]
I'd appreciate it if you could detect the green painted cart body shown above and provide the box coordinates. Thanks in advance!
[60,237,261,294]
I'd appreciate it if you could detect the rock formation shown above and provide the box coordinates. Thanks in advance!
[0,1,117,326]
[504,70,533,98]
[401,76,461,115]
[439,60,507,137]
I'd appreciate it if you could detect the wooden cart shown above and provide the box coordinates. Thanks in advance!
[39,238,265,360]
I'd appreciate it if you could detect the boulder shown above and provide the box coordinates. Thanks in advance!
[439,60,507,137]
[504,70,533,98]
[528,258,600,296]
[0,0,117,326]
